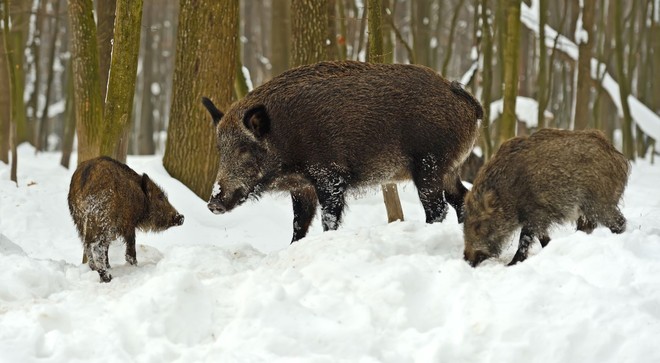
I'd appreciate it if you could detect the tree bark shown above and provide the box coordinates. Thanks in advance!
[2,0,17,182]
[61,60,76,169]
[101,0,143,159]
[291,0,328,67]
[7,0,29,144]
[163,0,238,200]
[137,0,156,155]
[68,0,104,164]
[37,0,62,152]
[614,0,635,159]
[270,0,290,77]
[573,0,594,129]
[97,0,116,103]
[498,0,521,149]
[480,0,494,161]
[0,16,9,164]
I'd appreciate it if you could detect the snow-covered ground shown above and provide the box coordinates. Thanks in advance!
[1,144,659,363]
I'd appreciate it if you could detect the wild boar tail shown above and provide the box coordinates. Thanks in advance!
[450,80,484,120]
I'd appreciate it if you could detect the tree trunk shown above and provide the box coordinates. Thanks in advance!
[101,0,143,159]
[271,0,291,77]
[537,0,548,128]
[137,0,156,156]
[0,17,9,164]
[498,0,521,149]
[37,0,62,152]
[61,61,76,169]
[573,0,594,129]
[613,0,635,159]
[8,0,29,145]
[69,0,104,164]
[411,0,432,67]
[2,0,17,182]
[442,0,466,76]
[163,0,238,200]
[480,0,494,161]
[97,0,116,103]
[368,0,404,223]
[291,0,328,67]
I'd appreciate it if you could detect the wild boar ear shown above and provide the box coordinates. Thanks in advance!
[483,191,497,214]
[201,97,224,126]
[243,105,270,139]
[141,173,152,196]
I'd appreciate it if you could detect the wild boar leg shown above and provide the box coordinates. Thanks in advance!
[601,207,626,234]
[508,226,537,266]
[576,215,597,234]
[412,157,449,223]
[291,186,318,243]
[124,230,138,265]
[443,172,469,223]
[312,172,348,232]
[90,239,112,282]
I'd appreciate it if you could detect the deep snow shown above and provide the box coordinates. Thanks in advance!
[1,144,660,363]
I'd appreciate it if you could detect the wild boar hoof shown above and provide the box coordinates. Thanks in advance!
[126,255,137,265]
[98,270,113,283]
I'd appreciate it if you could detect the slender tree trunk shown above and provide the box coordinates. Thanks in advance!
[573,0,594,129]
[8,0,29,145]
[498,0,521,149]
[537,0,548,128]
[336,0,348,60]
[102,0,143,160]
[0,17,9,164]
[61,61,76,169]
[69,0,104,164]
[411,0,432,67]
[442,0,466,76]
[614,0,635,159]
[368,0,404,223]
[2,0,17,182]
[480,0,494,161]
[163,0,238,200]
[137,0,156,155]
[37,0,62,152]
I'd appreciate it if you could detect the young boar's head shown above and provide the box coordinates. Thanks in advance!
[140,174,185,231]
[202,97,275,214]
[463,190,510,267]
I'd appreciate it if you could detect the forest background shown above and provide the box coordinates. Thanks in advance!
[1,0,659,215]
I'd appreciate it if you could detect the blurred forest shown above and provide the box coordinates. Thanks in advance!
[1,0,659,191]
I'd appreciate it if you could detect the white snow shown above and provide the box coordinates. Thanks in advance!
[1,144,660,362]
[489,96,554,128]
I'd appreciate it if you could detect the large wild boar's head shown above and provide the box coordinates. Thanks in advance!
[201,97,276,214]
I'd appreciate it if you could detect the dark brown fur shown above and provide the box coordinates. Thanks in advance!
[463,128,630,267]
[68,156,184,282]
[203,61,482,242]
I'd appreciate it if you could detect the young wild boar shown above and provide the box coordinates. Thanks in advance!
[202,60,483,242]
[463,128,630,267]
[68,156,184,282]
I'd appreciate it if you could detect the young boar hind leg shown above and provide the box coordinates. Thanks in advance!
[88,239,112,283]
[576,215,597,234]
[601,207,627,234]
[290,186,318,243]
[124,230,138,265]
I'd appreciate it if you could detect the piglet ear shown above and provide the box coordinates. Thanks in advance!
[243,105,270,139]
[201,97,224,126]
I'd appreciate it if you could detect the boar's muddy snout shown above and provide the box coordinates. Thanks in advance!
[208,199,227,214]
[173,214,185,226]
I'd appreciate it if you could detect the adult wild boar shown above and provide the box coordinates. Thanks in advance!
[463,128,630,267]
[68,156,184,282]
[202,60,482,242]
